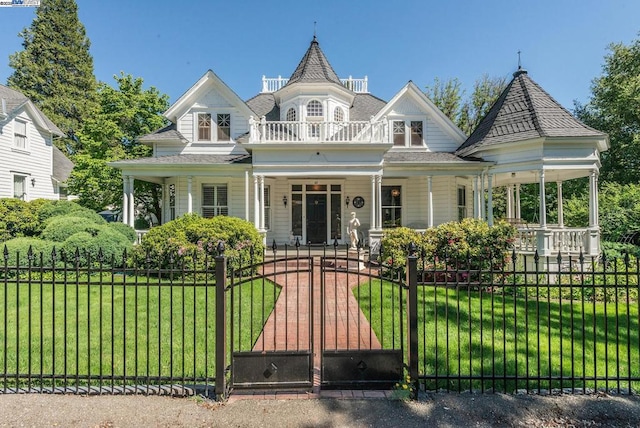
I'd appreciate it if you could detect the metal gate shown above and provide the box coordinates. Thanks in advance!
[228,246,314,389]
[226,245,405,391]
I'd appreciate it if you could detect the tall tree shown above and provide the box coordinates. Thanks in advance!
[67,73,169,222]
[575,36,640,184]
[425,75,507,135]
[7,0,98,153]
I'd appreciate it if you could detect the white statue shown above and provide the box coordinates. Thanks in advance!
[348,212,360,249]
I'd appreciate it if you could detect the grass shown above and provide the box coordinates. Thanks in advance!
[0,273,279,390]
[357,281,640,393]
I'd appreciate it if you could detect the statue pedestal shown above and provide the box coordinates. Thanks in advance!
[347,248,365,271]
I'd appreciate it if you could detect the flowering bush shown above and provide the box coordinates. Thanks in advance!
[133,214,264,272]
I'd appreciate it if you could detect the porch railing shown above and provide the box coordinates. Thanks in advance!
[514,227,592,256]
[261,75,368,93]
[248,118,386,144]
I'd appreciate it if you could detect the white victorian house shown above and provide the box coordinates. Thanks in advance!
[110,37,608,257]
[0,84,72,201]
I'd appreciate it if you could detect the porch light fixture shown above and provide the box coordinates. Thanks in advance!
[283,195,288,207]
[345,196,350,207]
[31,178,36,187]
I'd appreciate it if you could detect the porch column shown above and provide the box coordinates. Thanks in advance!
[253,175,260,229]
[376,175,382,230]
[128,176,135,228]
[480,172,485,220]
[259,175,266,231]
[370,175,376,230]
[122,175,129,225]
[557,181,564,227]
[506,185,513,219]
[589,170,599,227]
[427,176,433,228]
[473,175,480,219]
[515,184,521,219]
[161,183,167,225]
[245,171,249,221]
[539,170,546,227]
[487,174,494,227]
[187,176,193,214]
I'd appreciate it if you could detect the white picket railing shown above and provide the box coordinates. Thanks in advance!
[248,119,386,143]
[515,227,589,255]
[261,75,368,93]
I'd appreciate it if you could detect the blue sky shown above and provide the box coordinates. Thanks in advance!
[0,0,639,111]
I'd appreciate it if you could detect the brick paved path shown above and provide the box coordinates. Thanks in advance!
[252,257,382,354]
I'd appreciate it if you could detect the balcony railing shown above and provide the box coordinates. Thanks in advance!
[248,118,387,144]
[261,75,369,93]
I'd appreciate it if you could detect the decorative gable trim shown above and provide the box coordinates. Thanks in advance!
[164,70,255,123]
[374,81,467,144]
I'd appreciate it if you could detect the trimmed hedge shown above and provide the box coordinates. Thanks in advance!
[107,222,137,243]
[61,228,131,266]
[0,199,42,240]
[2,237,55,267]
[41,216,104,242]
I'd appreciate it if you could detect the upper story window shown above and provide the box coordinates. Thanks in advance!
[217,113,231,141]
[198,113,211,140]
[286,107,296,121]
[393,121,405,146]
[410,121,423,146]
[306,100,323,117]
[334,107,344,122]
[14,119,27,149]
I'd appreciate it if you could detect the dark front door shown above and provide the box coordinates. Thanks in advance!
[306,194,327,244]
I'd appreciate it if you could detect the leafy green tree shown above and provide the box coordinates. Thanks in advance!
[575,36,640,184]
[67,73,169,221]
[425,74,507,135]
[7,0,98,153]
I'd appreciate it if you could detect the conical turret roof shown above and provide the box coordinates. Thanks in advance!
[285,36,343,87]
[456,69,605,155]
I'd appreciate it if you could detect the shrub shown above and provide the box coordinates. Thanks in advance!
[135,214,264,271]
[61,228,132,266]
[41,216,104,242]
[107,222,137,243]
[0,198,42,240]
[37,200,107,225]
[2,237,55,267]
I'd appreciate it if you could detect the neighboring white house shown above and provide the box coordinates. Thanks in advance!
[110,37,608,256]
[0,84,72,201]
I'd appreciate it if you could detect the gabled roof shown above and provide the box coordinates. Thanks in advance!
[52,145,74,183]
[284,36,343,87]
[374,81,467,143]
[456,70,607,156]
[163,70,255,123]
[0,84,65,137]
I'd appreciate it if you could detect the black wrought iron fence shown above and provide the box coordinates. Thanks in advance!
[412,251,640,394]
[0,247,221,396]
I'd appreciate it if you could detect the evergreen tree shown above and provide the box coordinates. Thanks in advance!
[7,0,97,153]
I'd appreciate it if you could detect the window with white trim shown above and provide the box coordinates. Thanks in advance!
[306,100,323,117]
[202,184,228,218]
[168,183,176,221]
[13,175,26,200]
[382,185,402,228]
[334,107,344,122]
[410,121,423,146]
[457,186,467,221]
[217,113,231,141]
[393,121,405,146]
[264,185,271,230]
[286,107,296,121]
[198,113,211,141]
[14,119,27,149]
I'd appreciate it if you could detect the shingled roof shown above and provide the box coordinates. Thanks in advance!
[456,70,605,156]
[284,36,343,87]
[0,84,65,137]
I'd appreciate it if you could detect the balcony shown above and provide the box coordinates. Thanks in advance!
[248,118,387,144]
[261,75,369,93]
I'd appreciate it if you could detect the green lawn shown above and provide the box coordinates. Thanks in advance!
[357,281,640,393]
[0,274,278,390]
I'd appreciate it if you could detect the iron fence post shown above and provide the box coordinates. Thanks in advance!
[215,250,227,399]
[406,251,419,395]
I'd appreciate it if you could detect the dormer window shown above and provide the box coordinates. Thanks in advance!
[198,113,211,140]
[217,113,231,141]
[334,107,344,122]
[392,119,425,146]
[306,100,323,117]
[410,121,423,146]
[286,107,296,121]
